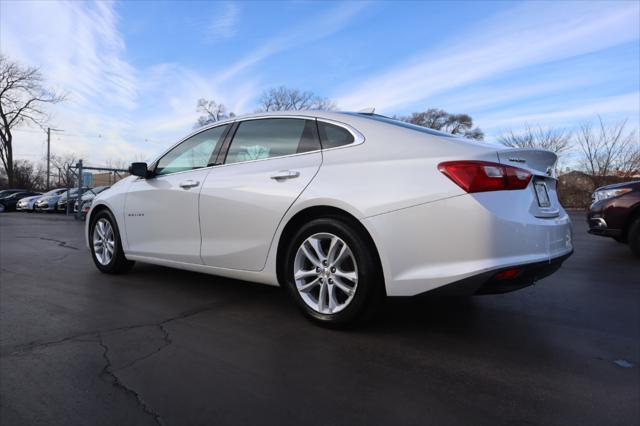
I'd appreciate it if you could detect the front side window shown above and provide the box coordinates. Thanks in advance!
[155,125,228,176]
[317,121,354,149]
[224,118,319,165]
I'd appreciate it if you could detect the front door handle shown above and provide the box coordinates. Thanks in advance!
[270,170,300,181]
[179,180,200,189]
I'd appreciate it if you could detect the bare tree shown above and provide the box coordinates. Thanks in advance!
[195,98,234,128]
[11,159,47,190]
[576,118,640,187]
[396,108,484,140]
[104,158,131,170]
[498,124,572,155]
[0,55,64,186]
[257,86,337,112]
[50,153,78,188]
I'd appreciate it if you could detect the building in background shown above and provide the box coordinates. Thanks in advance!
[91,171,128,187]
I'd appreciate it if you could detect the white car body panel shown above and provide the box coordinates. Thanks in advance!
[124,168,210,263]
[87,111,573,296]
[199,151,322,270]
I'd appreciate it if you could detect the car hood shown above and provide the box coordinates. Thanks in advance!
[595,180,640,191]
[37,195,61,203]
[19,195,42,202]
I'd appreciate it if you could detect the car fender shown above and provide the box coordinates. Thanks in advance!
[261,194,393,289]
[85,177,135,250]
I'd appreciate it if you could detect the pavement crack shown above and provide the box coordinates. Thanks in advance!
[98,334,165,426]
[113,324,173,372]
[15,235,79,250]
[3,299,232,358]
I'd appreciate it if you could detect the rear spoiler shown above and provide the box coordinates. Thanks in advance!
[496,148,557,178]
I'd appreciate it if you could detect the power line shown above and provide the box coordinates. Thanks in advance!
[12,127,173,144]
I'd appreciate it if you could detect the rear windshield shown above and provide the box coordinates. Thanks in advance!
[347,113,457,138]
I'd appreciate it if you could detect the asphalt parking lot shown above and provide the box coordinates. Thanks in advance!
[0,212,638,426]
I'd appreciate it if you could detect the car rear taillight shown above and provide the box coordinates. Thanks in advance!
[438,161,532,193]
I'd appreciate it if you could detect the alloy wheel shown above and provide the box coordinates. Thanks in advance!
[93,218,115,266]
[293,232,359,314]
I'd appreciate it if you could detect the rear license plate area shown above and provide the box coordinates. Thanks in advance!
[534,181,551,207]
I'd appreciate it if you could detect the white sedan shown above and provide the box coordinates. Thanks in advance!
[86,111,573,326]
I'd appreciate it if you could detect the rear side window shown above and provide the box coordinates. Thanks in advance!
[155,125,228,175]
[225,118,319,164]
[317,121,354,149]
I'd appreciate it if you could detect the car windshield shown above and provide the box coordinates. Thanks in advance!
[44,189,63,196]
[0,190,22,198]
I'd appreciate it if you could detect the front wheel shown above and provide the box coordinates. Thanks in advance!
[89,210,135,274]
[283,217,383,327]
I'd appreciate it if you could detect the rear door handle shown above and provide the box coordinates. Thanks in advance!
[179,180,200,189]
[270,170,300,181]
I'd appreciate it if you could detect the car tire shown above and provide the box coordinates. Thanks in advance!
[283,216,384,328]
[89,209,135,274]
[0,204,5,212]
[628,218,640,258]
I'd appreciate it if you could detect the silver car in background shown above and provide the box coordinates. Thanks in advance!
[34,188,68,212]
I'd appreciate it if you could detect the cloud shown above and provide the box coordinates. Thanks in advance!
[479,91,640,134]
[2,0,368,165]
[207,2,240,42]
[216,1,368,82]
[1,1,148,164]
[1,1,138,110]
[336,1,640,111]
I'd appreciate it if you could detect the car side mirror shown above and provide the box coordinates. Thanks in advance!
[129,162,149,178]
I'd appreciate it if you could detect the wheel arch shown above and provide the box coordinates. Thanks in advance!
[86,202,123,249]
[275,205,385,293]
[623,202,640,238]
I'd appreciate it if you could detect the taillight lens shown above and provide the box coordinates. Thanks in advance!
[438,161,532,193]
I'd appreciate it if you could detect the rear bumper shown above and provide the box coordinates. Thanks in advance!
[364,193,574,296]
[428,251,573,296]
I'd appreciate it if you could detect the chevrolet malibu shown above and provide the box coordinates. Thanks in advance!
[86,111,573,326]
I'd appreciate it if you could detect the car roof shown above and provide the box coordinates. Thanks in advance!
[194,110,359,128]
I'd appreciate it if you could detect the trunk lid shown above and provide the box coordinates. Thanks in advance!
[497,148,561,218]
[497,148,557,178]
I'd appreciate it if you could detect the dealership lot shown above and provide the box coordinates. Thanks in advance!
[0,212,638,425]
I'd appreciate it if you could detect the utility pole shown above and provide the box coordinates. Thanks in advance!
[46,128,50,190]
[45,127,63,190]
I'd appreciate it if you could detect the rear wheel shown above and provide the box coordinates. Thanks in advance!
[90,210,135,274]
[628,218,640,258]
[283,217,383,327]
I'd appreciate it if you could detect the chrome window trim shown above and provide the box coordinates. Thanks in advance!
[145,114,366,177]
[150,121,235,172]
[315,117,365,151]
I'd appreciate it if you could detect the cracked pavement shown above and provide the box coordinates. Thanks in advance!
[1,212,639,425]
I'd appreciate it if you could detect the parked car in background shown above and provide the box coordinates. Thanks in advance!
[587,180,640,257]
[34,188,68,212]
[16,194,46,212]
[0,191,41,212]
[0,189,28,199]
[56,187,91,213]
[87,111,573,326]
[74,186,110,219]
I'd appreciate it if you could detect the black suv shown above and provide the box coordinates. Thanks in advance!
[587,180,640,257]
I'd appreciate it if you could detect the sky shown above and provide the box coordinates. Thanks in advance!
[1,0,639,167]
